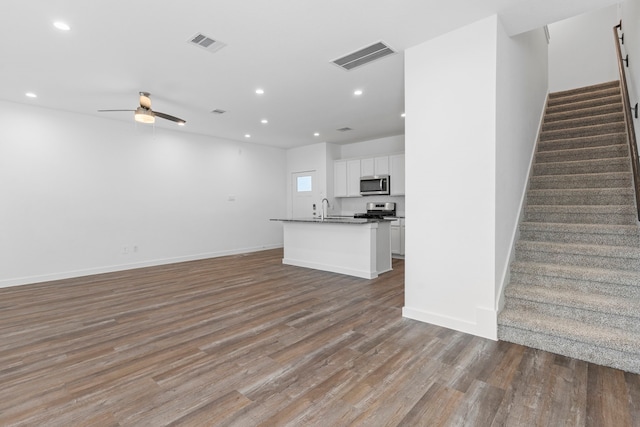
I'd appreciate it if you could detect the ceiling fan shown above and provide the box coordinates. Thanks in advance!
[98,92,186,125]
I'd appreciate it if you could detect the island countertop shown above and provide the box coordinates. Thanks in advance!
[270,217,392,224]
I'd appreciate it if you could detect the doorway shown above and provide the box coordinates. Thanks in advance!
[291,170,318,218]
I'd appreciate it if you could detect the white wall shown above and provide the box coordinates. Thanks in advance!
[339,135,405,159]
[548,5,619,92]
[620,0,640,148]
[404,16,499,339]
[0,101,287,288]
[404,15,548,340]
[495,25,549,303]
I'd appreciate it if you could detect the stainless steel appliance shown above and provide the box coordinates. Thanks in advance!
[354,202,396,219]
[360,175,390,196]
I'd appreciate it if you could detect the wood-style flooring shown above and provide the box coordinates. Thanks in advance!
[0,249,638,426]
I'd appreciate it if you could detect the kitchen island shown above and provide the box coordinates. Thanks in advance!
[271,217,392,279]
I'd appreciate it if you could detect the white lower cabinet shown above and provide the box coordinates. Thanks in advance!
[389,218,405,256]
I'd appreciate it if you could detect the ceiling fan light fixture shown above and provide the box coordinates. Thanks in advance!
[134,107,155,124]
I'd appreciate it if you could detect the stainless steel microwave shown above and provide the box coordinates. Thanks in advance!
[360,175,390,195]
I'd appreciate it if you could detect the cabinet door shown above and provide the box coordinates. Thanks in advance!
[347,159,361,197]
[360,158,374,177]
[374,156,389,175]
[334,160,347,197]
[399,222,405,255]
[390,154,405,196]
[390,226,401,254]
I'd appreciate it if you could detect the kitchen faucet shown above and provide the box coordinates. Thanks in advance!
[321,198,330,220]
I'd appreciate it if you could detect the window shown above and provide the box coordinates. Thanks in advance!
[297,175,312,192]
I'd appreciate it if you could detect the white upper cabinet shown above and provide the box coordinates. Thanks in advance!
[334,159,362,197]
[361,156,389,177]
[335,154,402,198]
[346,159,362,197]
[389,154,405,196]
[334,160,348,197]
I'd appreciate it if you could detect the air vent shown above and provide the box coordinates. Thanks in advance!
[332,41,396,71]
[188,33,226,53]
[210,109,226,114]
[337,127,353,132]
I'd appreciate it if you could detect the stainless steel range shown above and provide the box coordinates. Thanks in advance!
[354,202,396,219]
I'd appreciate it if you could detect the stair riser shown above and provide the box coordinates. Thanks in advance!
[505,298,640,331]
[533,160,631,176]
[498,325,640,374]
[538,133,627,153]
[524,210,637,225]
[542,113,624,132]
[527,192,634,206]
[510,271,640,298]
[544,103,622,123]
[516,249,640,272]
[519,230,640,247]
[548,87,622,107]
[540,123,626,142]
[535,145,628,163]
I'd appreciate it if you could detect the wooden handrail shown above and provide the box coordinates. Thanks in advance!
[614,22,640,221]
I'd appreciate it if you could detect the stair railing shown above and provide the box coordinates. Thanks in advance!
[614,21,640,221]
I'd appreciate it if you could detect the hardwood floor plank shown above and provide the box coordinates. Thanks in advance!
[0,249,638,426]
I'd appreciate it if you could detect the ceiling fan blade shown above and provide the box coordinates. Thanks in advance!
[97,109,135,112]
[154,111,186,124]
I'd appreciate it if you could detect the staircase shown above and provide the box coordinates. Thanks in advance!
[498,80,640,374]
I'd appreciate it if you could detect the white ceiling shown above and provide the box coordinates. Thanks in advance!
[1,0,620,149]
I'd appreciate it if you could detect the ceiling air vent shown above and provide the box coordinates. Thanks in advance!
[337,127,353,132]
[332,41,396,71]
[210,109,226,114]
[188,33,226,53]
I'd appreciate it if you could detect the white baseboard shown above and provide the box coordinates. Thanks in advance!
[402,305,497,341]
[0,244,283,289]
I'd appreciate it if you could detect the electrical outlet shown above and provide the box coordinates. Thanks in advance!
[122,246,129,254]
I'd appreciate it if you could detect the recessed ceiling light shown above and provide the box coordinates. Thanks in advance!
[261,119,268,124]
[314,132,320,137]
[244,134,251,138]
[25,92,37,98]
[354,89,363,96]
[255,89,264,95]
[53,21,71,31]
[401,113,406,118]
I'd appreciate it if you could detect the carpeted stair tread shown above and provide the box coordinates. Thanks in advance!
[540,122,626,142]
[498,309,640,373]
[533,157,631,175]
[544,102,622,123]
[535,144,629,163]
[547,80,620,99]
[520,221,640,237]
[516,240,640,259]
[541,112,624,132]
[524,204,638,225]
[510,261,640,288]
[519,221,640,246]
[516,241,640,271]
[505,284,640,319]
[537,132,627,152]
[526,187,635,205]
[547,85,622,107]
[530,171,633,190]
[545,95,622,116]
